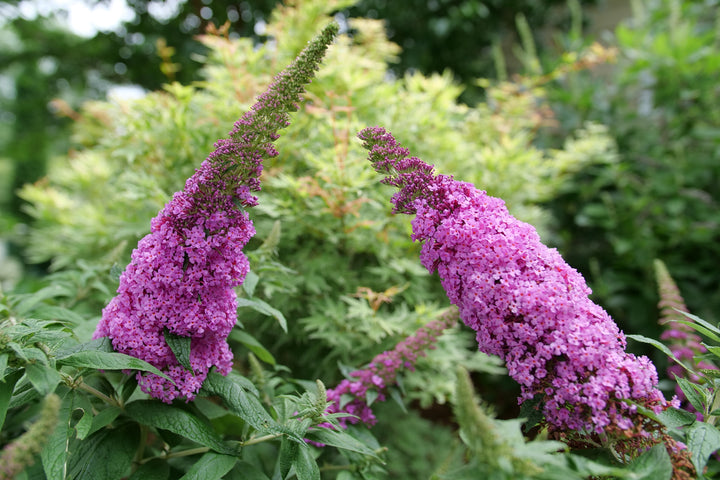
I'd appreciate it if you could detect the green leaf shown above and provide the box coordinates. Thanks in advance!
[57,349,173,383]
[125,400,236,455]
[236,297,287,332]
[366,389,379,407]
[388,387,407,414]
[305,428,379,458]
[199,370,278,434]
[227,329,276,365]
[128,459,170,480]
[294,445,320,480]
[163,328,193,373]
[25,362,62,395]
[686,421,720,475]
[72,393,95,440]
[56,337,114,357]
[675,376,709,414]
[0,370,22,431]
[41,392,75,480]
[242,270,259,297]
[232,462,270,480]
[85,406,122,439]
[179,451,237,480]
[519,395,544,432]
[67,422,138,480]
[656,407,697,428]
[279,437,299,479]
[627,334,695,377]
[0,353,9,381]
[625,443,672,480]
[30,305,84,324]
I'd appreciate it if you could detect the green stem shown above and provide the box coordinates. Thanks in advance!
[139,446,211,464]
[74,379,121,408]
[240,433,284,446]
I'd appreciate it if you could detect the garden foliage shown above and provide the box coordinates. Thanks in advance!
[2,0,720,479]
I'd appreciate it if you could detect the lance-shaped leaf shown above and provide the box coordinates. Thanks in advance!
[125,400,236,455]
[199,370,280,435]
[164,328,193,373]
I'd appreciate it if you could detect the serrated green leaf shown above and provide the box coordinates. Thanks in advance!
[305,428,379,458]
[242,270,259,297]
[25,362,62,396]
[687,421,720,475]
[0,370,22,431]
[626,443,672,480]
[163,328,193,373]
[128,459,169,480]
[279,437,299,479]
[294,445,320,480]
[125,400,236,455]
[676,376,708,414]
[656,407,697,428]
[67,422,138,480]
[199,370,278,434]
[179,451,237,480]
[236,297,287,332]
[227,329,276,365]
[57,349,173,383]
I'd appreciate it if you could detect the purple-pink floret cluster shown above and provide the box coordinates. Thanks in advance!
[359,126,674,435]
[324,309,458,428]
[94,24,337,403]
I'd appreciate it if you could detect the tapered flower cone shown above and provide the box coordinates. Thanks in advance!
[94,24,338,403]
[359,127,694,477]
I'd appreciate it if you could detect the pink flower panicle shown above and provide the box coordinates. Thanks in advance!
[93,24,338,403]
[655,259,716,418]
[324,308,459,428]
[358,126,673,438]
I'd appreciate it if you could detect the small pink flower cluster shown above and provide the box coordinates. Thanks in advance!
[94,24,338,402]
[359,126,672,436]
[325,309,458,427]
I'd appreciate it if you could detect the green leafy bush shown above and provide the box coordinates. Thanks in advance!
[545,0,720,335]
[6,0,719,478]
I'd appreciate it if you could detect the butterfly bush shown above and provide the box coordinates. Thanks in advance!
[93,24,338,403]
[655,259,716,418]
[324,308,459,428]
[358,127,694,474]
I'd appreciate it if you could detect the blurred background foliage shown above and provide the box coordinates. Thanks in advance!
[1,0,719,477]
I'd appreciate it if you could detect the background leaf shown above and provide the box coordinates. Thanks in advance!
[178,451,237,480]
[24,362,62,396]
